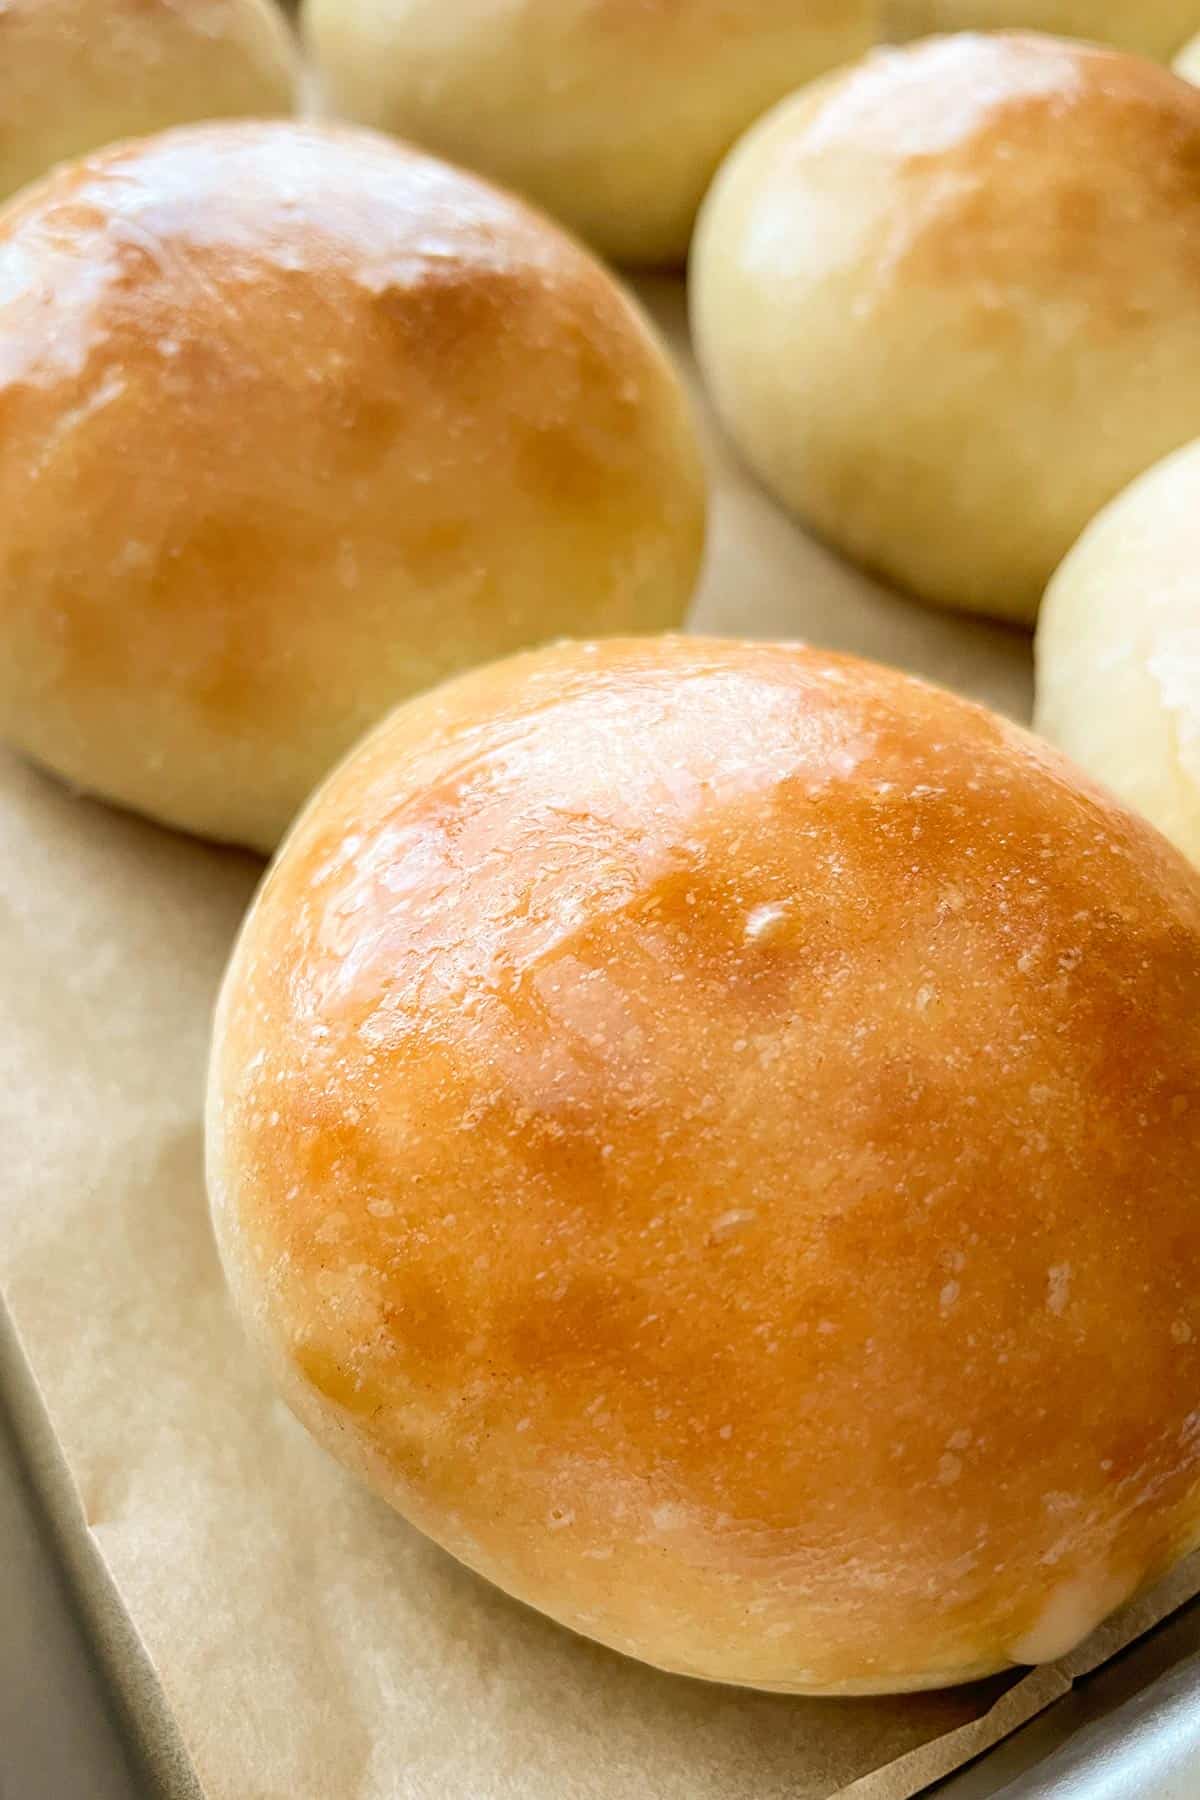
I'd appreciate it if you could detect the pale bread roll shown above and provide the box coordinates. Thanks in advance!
[301,0,875,266]
[0,122,705,851]
[1036,440,1200,866]
[209,635,1200,1695]
[0,0,296,204]
[881,2,1198,59]
[1175,30,1200,79]
[691,32,1200,625]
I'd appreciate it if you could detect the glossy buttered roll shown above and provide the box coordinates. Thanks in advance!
[0,122,705,849]
[210,636,1200,1694]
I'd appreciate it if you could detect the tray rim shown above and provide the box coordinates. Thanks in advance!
[0,1289,205,1800]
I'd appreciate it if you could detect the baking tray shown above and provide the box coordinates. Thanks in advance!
[0,1383,140,1800]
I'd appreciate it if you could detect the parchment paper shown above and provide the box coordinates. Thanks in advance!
[0,279,1196,1800]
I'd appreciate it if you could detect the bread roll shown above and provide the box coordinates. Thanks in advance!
[1174,30,1200,81]
[691,32,1200,625]
[301,0,875,266]
[0,122,705,851]
[1036,440,1200,866]
[881,3,1197,60]
[0,0,296,205]
[208,635,1200,1695]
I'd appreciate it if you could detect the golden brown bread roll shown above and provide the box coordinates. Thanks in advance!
[0,0,296,205]
[0,122,705,851]
[691,32,1200,625]
[301,0,875,266]
[209,635,1200,1694]
[881,2,1198,59]
[1036,440,1200,868]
